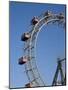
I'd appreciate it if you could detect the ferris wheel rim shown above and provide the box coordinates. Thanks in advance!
[24,12,65,87]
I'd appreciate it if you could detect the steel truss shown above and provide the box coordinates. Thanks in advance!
[52,58,66,86]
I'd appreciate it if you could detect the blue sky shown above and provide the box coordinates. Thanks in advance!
[9,1,66,88]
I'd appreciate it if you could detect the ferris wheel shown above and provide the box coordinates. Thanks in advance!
[18,10,66,88]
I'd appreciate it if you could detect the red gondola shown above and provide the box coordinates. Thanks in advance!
[31,17,38,25]
[25,83,32,88]
[21,33,30,41]
[44,11,52,22]
[18,56,27,65]
[44,10,51,16]
[57,13,64,19]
